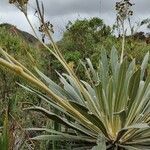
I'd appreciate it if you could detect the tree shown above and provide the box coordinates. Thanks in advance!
[59,17,112,60]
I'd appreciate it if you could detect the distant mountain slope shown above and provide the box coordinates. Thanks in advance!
[0,23,38,44]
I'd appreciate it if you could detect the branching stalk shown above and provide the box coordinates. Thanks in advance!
[120,22,125,63]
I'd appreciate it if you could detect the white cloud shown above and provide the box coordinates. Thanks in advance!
[0,0,149,40]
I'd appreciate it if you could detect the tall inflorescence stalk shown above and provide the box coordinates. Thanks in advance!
[115,0,134,63]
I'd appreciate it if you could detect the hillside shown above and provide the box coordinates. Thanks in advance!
[0,23,38,44]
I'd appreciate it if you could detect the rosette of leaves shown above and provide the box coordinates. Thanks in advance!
[1,47,149,149]
[1,0,150,149]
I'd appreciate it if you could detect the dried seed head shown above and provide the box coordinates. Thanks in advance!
[9,0,29,14]
[128,10,133,16]
[38,21,54,42]
[115,0,134,21]
[9,0,29,5]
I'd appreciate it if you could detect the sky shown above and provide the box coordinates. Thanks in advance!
[0,0,150,40]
